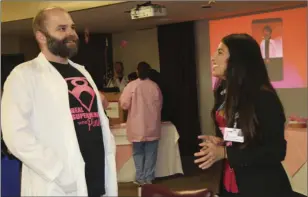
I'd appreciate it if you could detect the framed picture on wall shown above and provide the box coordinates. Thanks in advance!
[252,18,284,82]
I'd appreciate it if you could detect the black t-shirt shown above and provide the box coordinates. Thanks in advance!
[50,61,105,196]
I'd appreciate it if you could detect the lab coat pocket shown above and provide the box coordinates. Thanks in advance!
[55,163,77,193]
[47,182,66,196]
[28,170,54,196]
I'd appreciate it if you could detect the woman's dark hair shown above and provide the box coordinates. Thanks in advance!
[211,33,280,144]
[137,61,151,80]
[128,72,138,81]
[148,69,161,86]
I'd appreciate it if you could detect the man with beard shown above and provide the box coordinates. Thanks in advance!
[1,7,117,197]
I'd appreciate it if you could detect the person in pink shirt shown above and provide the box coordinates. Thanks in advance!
[119,62,163,185]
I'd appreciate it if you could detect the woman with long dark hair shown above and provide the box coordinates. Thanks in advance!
[194,34,293,197]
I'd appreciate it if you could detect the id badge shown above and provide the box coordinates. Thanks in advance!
[223,127,244,143]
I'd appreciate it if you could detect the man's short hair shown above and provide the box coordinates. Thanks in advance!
[263,25,272,33]
[32,7,66,35]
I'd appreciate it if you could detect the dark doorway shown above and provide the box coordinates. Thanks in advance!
[157,21,201,175]
[1,53,25,87]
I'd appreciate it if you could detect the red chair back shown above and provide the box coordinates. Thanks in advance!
[141,184,214,197]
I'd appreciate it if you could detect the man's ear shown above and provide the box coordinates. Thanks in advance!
[35,31,47,44]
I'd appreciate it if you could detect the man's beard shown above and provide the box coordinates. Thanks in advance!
[45,33,79,58]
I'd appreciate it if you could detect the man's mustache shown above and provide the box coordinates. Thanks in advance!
[63,36,78,44]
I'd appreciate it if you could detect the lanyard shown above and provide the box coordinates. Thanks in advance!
[233,112,239,128]
[217,101,225,111]
[217,101,239,129]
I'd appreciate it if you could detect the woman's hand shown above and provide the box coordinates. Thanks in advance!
[194,141,225,170]
[198,135,223,145]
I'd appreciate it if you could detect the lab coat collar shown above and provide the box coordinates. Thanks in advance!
[36,52,85,71]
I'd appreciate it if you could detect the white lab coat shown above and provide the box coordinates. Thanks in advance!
[1,53,118,196]
[260,38,283,59]
[107,76,129,92]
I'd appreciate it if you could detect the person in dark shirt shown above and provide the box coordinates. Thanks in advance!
[50,61,106,197]
[194,34,293,197]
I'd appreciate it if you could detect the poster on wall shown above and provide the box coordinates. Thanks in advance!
[209,7,307,89]
[252,18,284,82]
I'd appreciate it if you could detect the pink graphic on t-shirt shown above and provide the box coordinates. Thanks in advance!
[66,77,101,131]
[70,107,101,131]
[66,77,95,112]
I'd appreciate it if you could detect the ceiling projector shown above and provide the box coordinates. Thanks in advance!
[130,4,167,20]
